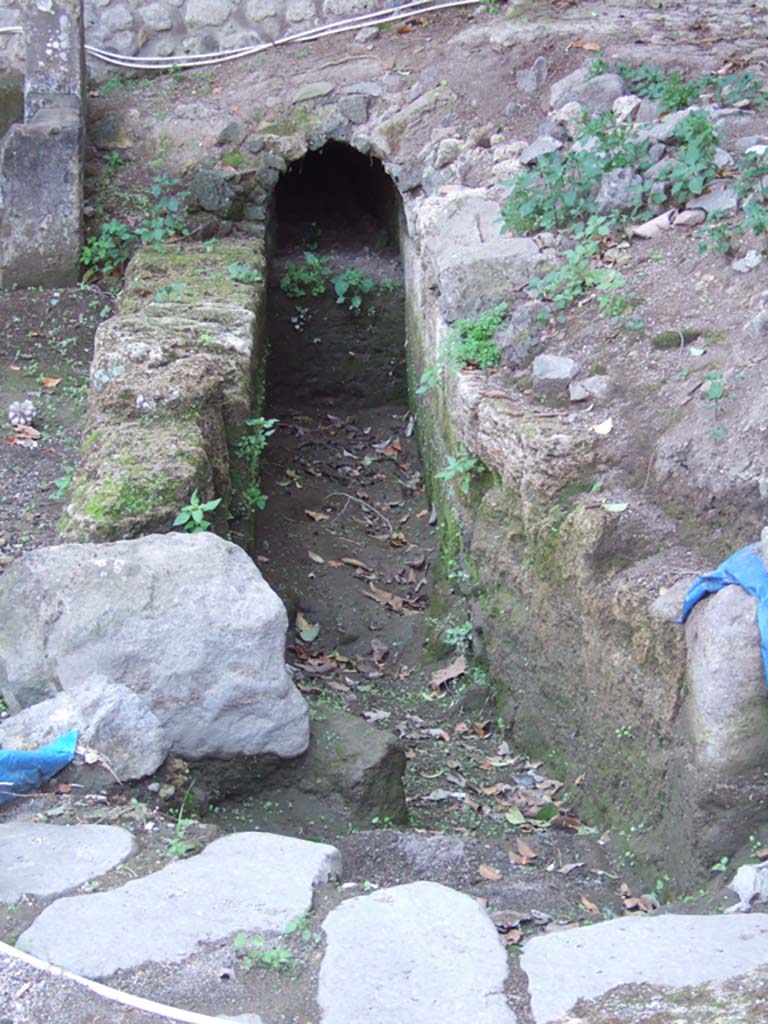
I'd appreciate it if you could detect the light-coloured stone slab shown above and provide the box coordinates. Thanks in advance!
[521,913,768,1024]
[0,823,136,903]
[18,832,341,978]
[318,880,516,1024]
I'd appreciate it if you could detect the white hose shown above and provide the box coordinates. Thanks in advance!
[84,0,483,70]
[0,27,22,33]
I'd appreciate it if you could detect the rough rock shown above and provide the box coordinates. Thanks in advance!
[251,707,408,831]
[188,169,243,217]
[639,106,700,143]
[496,303,545,370]
[519,136,562,166]
[0,680,167,782]
[548,66,590,109]
[0,824,136,903]
[685,183,739,214]
[318,881,516,1024]
[434,137,463,168]
[293,81,335,103]
[436,237,544,321]
[557,73,626,114]
[0,533,309,776]
[594,167,643,215]
[18,832,341,978]
[569,375,611,403]
[521,913,768,1024]
[516,55,548,94]
[532,354,577,404]
[683,584,768,774]
[217,121,246,147]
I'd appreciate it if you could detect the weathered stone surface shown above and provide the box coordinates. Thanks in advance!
[595,167,643,214]
[61,241,263,543]
[0,824,136,903]
[683,584,768,774]
[18,832,341,977]
[185,0,233,28]
[319,881,516,1024]
[685,183,739,214]
[519,135,562,165]
[549,66,589,109]
[436,237,544,321]
[497,303,544,370]
[293,81,334,103]
[549,967,768,1024]
[558,73,626,113]
[254,708,408,831]
[569,375,611,402]
[521,914,768,1024]
[532,354,577,403]
[638,106,700,143]
[517,55,548,94]
[189,168,243,216]
[0,680,167,782]
[0,533,309,772]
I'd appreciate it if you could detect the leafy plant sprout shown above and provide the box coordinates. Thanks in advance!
[173,490,221,532]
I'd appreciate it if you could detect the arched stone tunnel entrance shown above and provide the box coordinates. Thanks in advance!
[265,141,407,408]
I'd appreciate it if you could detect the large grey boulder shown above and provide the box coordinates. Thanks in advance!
[319,880,516,1024]
[683,584,768,774]
[0,533,309,779]
[0,823,136,903]
[521,913,768,1024]
[18,832,341,977]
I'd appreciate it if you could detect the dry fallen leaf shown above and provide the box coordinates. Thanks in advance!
[558,862,585,875]
[479,864,502,882]
[430,655,467,691]
[580,895,600,915]
[304,509,330,522]
[592,417,613,436]
[40,377,61,389]
[341,556,374,573]
[307,550,325,564]
[571,37,602,50]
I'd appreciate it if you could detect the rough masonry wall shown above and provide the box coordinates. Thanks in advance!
[0,0,385,68]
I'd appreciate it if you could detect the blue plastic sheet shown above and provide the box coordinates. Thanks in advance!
[0,729,79,804]
[677,542,768,686]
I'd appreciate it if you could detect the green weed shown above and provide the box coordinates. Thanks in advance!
[447,303,507,370]
[435,447,484,496]
[173,490,221,532]
[280,253,332,298]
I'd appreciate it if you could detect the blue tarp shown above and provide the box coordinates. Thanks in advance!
[677,542,768,686]
[0,729,79,804]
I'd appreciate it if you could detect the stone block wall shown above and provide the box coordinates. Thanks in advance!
[0,0,84,287]
[0,0,386,69]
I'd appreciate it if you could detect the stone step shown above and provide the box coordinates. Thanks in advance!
[318,880,516,1024]
[17,831,341,979]
[520,912,768,1023]
[0,822,136,903]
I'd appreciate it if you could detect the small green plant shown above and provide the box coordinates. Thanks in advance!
[280,253,332,297]
[154,282,186,303]
[657,111,719,203]
[52,464,74,501]
[233,933,294,972]
[235,417,277,514]
[415,365,439,395]
[444,619,473,651]
[447,303,507,370]
[614,724,635,740]
[165,789,199,859]
[331,267,375,311]
[227,261,263,285]
[710,855,730,873]
[81,219,135,280]
[435,447,483,496]
[173,490,221,532]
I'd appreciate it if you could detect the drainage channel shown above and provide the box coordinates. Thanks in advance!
[203,146,635,933]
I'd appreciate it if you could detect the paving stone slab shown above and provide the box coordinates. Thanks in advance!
[521,913,768,1024]
[17,832,341,978]
[318,880,516,1024]
[0,823,137,903]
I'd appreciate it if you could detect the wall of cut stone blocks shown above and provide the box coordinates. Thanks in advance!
[0,0,386,72]
[0,0,84,287]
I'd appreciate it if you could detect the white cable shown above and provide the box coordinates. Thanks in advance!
[0,26,22,33]
[85,0,451,65]
[84,0,482,70]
